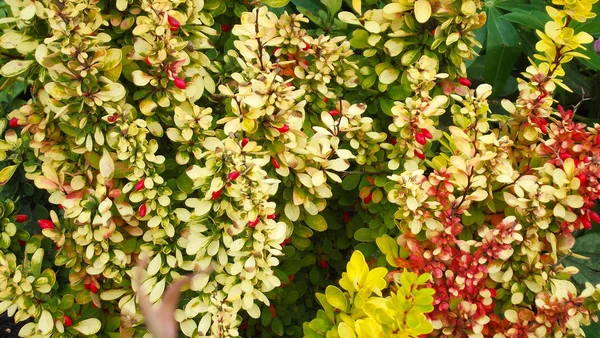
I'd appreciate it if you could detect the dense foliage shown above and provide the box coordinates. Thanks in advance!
[0,0,599,337]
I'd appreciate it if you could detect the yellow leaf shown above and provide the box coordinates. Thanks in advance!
[99,150,115,179]
[352,0,362,15]
[379,68,400,85]
[414,0,432,23]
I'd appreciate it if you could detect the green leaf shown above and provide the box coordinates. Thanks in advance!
[263,0,290,8]
[321,0,341,21]
[573,17,600,36]
[354,228,375,242]
[30,248,44,277]
[583,320,600,338]
[305,214,327,232]
[72,318,102,335]
[271,316,284,336]
[177,173,195,194]
[342,174,361,191]
[578,42,600,71]
[58,122,83,137]
[325,285,348,311]
[500,11,548,32]
[484,7,522,98]
[291,0,325,15]
[572,233,600,255]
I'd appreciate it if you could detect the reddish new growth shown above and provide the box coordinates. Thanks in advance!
[167,15,180,31]
[539,105,600,234]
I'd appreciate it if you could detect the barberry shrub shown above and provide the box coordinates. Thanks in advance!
[0,0,599,337]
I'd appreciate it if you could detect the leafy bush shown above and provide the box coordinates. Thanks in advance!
[0,0,599,337]
[304,250,435,338]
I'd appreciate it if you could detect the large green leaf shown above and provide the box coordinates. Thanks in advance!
[291,0,325,15]
[500,11,548,31]
[578,42,600,71]
[564,233,600,286]
[484,7,522,98]
[583,320,600,338]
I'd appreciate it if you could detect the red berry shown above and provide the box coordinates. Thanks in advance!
[302,42,310,51]
[415,132,427,145]
[58,204,64,210]
[107,115,117,122]
[391,138,397,145]
[267,214,277,220]
[595,133,600,145]
[63,316,73,327]
[86,281,99,294]
[275,124,289,133]
[319,259,328,269]
[135,178,145,191]
[9,117,20,128]
[590,211,600,223]
[431,29,436,35]
[329,109,340,117]
[342,212,350,224]
[539,124,547,134]
[458,77,472,86]
[559,151,571,160]
[138,204,147,218]
[323,97,328,103]
[228,171,240,181]
[240,322,248,330]
[271,157,281,169]
[578,174,587,187]
[17,240,25,246]
[281,238,292,247]
[581,217,592,229]
[248,217,260,228]
[363,192,373,204]
[15,214,28,223]
[221,24,231,32]
[421,128,432,139]
[38,219,55,230]
[174,77,187,89]
[145,56,151,66]
[167,15,180,30]
[241,138,249,148]
[415,149,425,160]
[211,189,222,200]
